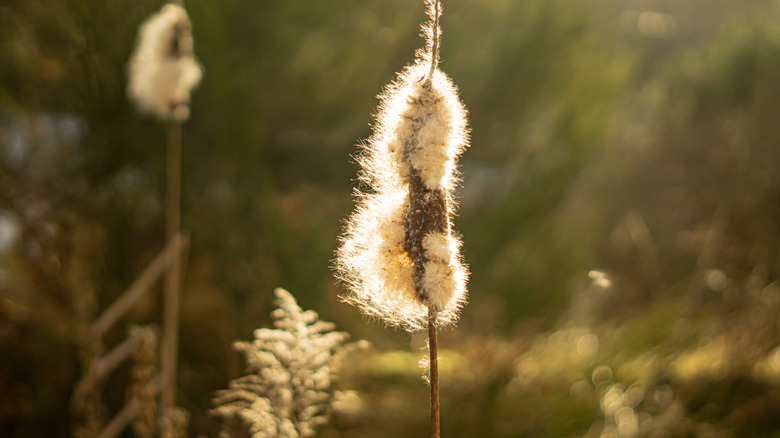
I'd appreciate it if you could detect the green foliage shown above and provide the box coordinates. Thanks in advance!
[5,0,780,436]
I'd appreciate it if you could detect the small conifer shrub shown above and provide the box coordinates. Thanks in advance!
[212,288,364,438]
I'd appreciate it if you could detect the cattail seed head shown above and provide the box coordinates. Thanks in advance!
[336,3,469,331]
[127,3,202,122]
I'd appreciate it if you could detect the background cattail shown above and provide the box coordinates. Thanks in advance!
[336,0,469,332]
[127,3,202,122]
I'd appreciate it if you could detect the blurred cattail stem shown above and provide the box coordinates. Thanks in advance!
[161,121,182,411]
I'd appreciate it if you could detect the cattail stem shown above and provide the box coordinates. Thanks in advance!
[428,0,441,81]
[162,121,182,411]
[429,307,440,438]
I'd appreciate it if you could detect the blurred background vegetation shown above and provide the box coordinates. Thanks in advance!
[3,0,780,436]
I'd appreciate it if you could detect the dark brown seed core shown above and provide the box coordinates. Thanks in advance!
[166,22,186,59]
[399,82,451,306]
[404,163,449,305]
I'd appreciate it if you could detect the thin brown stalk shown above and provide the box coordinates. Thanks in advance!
[427,0,441,81]
[162,121,182,411]
[429,306,440,438]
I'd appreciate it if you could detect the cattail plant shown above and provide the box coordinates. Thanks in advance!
[213,288,365,438]
[335,0,468,435]
[127,0,202,420]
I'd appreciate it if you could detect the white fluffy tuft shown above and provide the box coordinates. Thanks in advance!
[373,61,468,191]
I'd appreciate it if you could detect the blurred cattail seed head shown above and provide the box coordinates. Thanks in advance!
[127,3,202,122]
[336,0,469,331]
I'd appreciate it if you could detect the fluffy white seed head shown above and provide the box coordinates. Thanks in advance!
[422,232,467,310]
[336,56,469,331]
[338,187,426,328]
[370,61,468,192]
[127,3,202,122]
